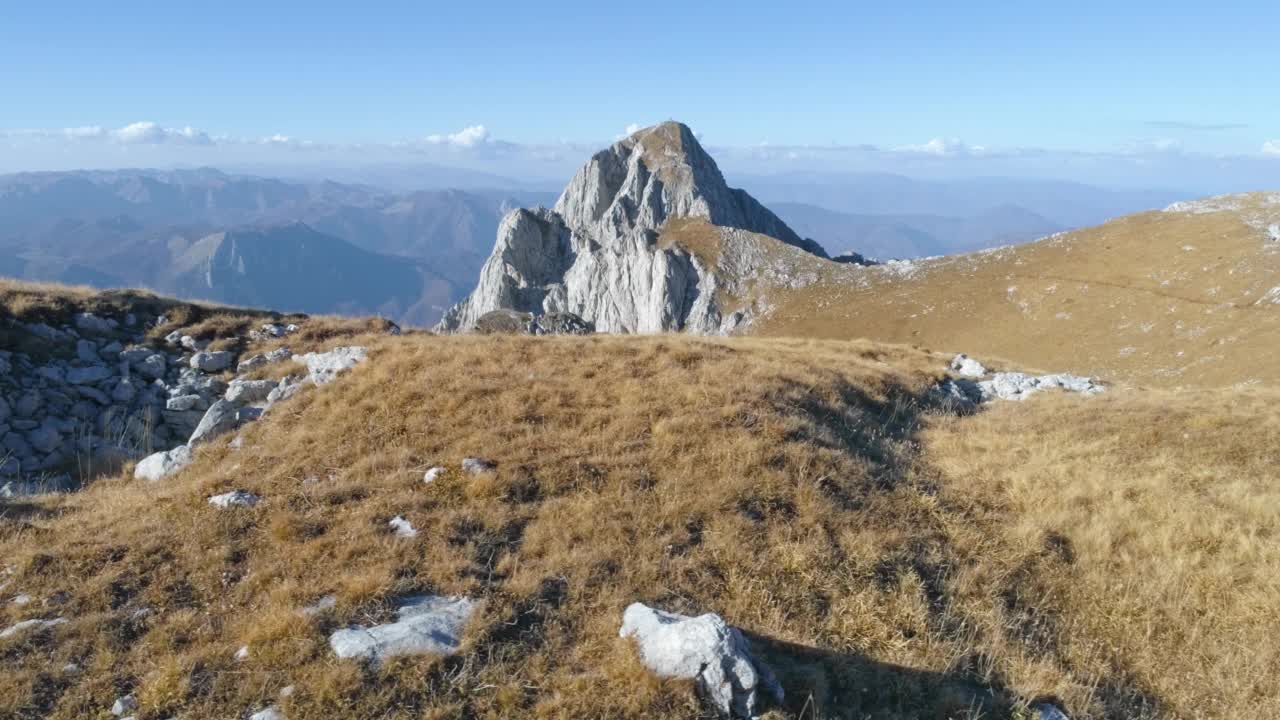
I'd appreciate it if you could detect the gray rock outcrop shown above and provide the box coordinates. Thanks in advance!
[295,346,368,385]
[329,595,476,663]
[437,122,828,335]
[619,602,781,719]
[133,445,193,482]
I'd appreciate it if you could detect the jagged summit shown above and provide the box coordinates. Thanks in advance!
[553,121,822,255]
[437,121,830,334]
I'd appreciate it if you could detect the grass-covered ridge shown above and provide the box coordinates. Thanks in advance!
[2,322,1277,719]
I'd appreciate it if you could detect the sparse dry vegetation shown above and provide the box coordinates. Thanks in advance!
[3,326,1276,719]
[755,200,1280,389]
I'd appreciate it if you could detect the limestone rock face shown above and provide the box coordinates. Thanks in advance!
[437,122,828,335]
[619,602,781,719]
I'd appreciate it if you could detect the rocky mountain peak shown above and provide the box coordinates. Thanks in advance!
[437,121,833,335]
[552,122,823,256]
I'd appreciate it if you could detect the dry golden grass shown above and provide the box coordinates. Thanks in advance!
[753,197,1280,389]
[3,331,1275,719]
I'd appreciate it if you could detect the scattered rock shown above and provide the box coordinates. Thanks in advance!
[949,353,987,378]
[134,445,193,482]
[249,705,284,720]
[0,617,67,639]
[1033,703,1071,720]
[329,595,477,663]
[76,339,99,363]
[978,372,1105,401]
[301,594,337,617]
[474,309,536,335]
[134,353,167,379]
[10,594,32,606]
[189,400,243,446]
[74,312,117,334]
[461,457,496,474]
[166,394,206,412]
[208,490,261,509]
[424,466,445,483]
[225,379,277,405]
[619,602,781,719]
[534,311,595,335]
[295,346,368,385]
[388,516,419,538]
[111,694,138,716]
[235,645,251,661]
[190,351,235,373]
[266,375,306,405]
[67,365,113,385]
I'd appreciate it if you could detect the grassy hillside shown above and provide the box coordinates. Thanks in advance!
[3,318,1277,718]
[753,193,1280,389]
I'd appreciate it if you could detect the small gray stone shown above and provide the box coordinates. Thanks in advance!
[2,432,32,457]
[99,340,124,358]
[76,339,100,363]
[190,351,234,373]
[27,422,61,454]
[0,617,67,639]
[208,490,260,508]
[76,385,111,405]
[14,391,41,418]
[112,378,137,404]
[110,694,137,716]
[462,457,497,474]
[74,312,117,334]
[67,365,113,385]
[225,379,277,405]
[188,400,241,446]
[165,394,206,412]
[265,375,306,406]
[119,347,155,364]
[135,354,167,380]
[180,335,208,351]
[949,353,988,378]
[0,397,8,424]
[36,365,66,384]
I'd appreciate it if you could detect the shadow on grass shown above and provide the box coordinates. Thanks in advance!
[764,376,1165,720]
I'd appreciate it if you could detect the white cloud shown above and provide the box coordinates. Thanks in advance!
[113,121,166,144]
[425,124,491,148]
[110,121,212,146]
[897,137,982,156]
[1264,140,1280,157]
[625,123,642,136]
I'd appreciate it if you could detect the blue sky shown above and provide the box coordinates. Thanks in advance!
[3,1,1279,189]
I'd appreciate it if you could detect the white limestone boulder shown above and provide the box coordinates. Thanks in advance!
[133,445,193,482]
[329,595,476,664]
[619,602,781,719]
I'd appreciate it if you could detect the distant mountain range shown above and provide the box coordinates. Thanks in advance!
[0,168,554,324]
[743,172,1187,258]
[770,202,1064,259]
[0,165,1192,325]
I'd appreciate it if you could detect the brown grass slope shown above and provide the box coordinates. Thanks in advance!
[753,193,1280,389]
[3,330,1278,719]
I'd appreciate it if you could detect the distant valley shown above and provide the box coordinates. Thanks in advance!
[0,165,1189,325]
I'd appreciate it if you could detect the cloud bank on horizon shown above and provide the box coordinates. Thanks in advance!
[3,120,1280,195]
